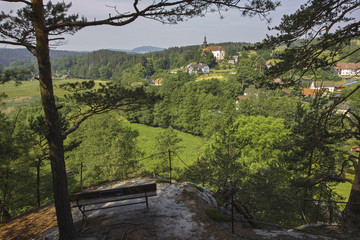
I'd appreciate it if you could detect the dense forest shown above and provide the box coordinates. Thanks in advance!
[1,38,360,232]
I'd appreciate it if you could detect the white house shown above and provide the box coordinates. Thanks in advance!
[203,46,226,60]
[202,36,226,61]
[335,63,360,76]
[187,63,210,74]
[310,81,335,92]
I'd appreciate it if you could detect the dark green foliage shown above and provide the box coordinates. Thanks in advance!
[236,55,264,88]
[200,50,216,67]
[0,67,34,84]
[66,112,142,186]
[236,90,300,122]
[150,75,243,136]
[51,50,147,79]
[205,208,232,222]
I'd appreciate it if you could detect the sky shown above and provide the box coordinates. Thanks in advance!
[0,0,308,51]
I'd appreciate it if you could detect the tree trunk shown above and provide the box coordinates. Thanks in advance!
[0,169,11,223]
[31,0,75,239]
[36,159,41,208]
[342,161,360,234]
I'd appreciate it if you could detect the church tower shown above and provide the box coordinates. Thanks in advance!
[202,36,208,49]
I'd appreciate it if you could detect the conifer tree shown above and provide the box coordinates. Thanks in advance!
[260,0,360,229]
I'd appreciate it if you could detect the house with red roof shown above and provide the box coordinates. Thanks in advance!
[154,78,163,86]
[202,36,225,60]
[335,63,360,76]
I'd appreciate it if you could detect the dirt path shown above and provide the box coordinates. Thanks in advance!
[0,204,57,240]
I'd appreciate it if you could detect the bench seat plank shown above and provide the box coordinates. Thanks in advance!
[69,182,157,219]
[69,183,157,202]
[70,191,157,207]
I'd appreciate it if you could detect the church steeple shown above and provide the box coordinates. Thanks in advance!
[202,36,208,49]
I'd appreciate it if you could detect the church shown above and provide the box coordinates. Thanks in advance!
[202,36,225,60]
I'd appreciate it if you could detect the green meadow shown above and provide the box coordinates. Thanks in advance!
[0,79,104,114]
[1,78,94,98]
[127,123,207,172]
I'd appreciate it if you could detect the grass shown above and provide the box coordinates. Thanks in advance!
[196,66,236,81]
[0,79,105,114]
[333,173,354,206]
[127,123,207,171]
[196,73,225,81]
[1,78,104,98]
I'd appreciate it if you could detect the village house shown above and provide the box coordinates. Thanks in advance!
[301,88,322,97]
[202,36,225,61]
[266,61,273,68]
[335,63,360,76]
[187,63,210,74]
[154,77,163,86]
[228,56,239,64]
[310,81,335,92]
[351,145,360,153]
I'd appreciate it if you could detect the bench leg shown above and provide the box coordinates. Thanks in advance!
[76,200,87,219]
[81,206,87,220]
[145,193,149,209]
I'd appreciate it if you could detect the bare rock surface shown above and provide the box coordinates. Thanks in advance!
[1,178,352,240]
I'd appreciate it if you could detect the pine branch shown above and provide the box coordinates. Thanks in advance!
[47,0,279,31]
[0,0,31,5]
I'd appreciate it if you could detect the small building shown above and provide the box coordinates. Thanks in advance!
[154,78,163,86]
[266,61,273,68]
[273,78,283,85]
[228,56,239,64]
[335,63,360,76]
[187,63,210,74]
[310,81,335,92]
[301,88,323,97]
[336,103,350,114]
[351,145,360,153]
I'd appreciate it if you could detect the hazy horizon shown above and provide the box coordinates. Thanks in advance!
[0,0,307,52]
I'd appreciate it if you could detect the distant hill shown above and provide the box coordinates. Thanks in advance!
[131,46,165,53]
[0,48,87,66]
[0,46,164,66]
[110,46,165,54]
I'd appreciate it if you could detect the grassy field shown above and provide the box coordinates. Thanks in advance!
[127,123,207,172]
[196,73,225,81]
[1,78,104,98]
[196,66,236,81]
[0,79,105,114]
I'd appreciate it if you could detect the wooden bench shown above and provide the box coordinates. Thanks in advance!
[69,183,157,218]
